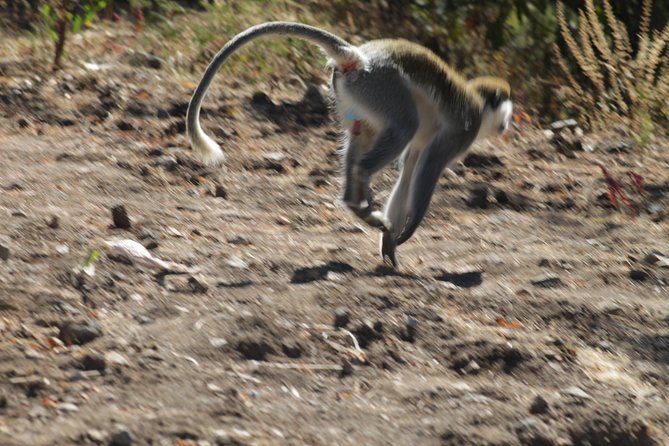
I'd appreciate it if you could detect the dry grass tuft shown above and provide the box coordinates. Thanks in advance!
[554,0,668,140]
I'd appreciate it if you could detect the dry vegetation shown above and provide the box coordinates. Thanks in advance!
[554,0,669,140]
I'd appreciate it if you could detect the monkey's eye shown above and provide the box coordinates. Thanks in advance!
[488,91,502,109]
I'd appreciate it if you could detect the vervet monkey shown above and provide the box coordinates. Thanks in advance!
[186,22,512,267]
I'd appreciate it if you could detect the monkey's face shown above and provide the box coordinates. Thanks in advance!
[487,90,513,134]
[477,90,513,141]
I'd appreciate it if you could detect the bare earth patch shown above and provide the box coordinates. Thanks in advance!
[1,27,668,446]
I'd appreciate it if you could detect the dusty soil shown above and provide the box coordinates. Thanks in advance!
[1,26,669,446]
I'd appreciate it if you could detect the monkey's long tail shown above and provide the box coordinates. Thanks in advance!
[186,21,358,165]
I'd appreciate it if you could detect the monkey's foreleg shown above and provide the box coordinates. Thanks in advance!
[396,130,458,246]
[378,146,422,267]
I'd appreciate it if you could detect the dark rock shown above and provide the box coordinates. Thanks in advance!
[111,205,131,229]
[80,353,106,372]
[461,360,481,375]
[165,120,186,135]
[235,338,274,361]
[57,117,76,127]
[466,185,489,209]
[529,395,550,414]
[0,393,7,410]
[116,120,135,131]
[402,315,418,342]
[291,262,354,284]
[570,410,657,446]
[301,84,328,116]
[126,101,149,117]
[495,189,533,211]
[148,147,164,157]
[0,237,10,261]
[435,270,483,288]
[2,181,23,190]
[333,307,350,328]
[281,338,303,358]
[340,359,353,377]
[127,51,163,69]
[630,269,650,282]
[214,184,227,199]
[109,427,133,446]
[59,320,103,346]
[463,152,504,168]
[188,276,209,294]
[531,274,562,288]
[352,320,383,348]
[606,141,633,154]
[251,91,276,111]
[515,416,557,446]
[154,155,178,171]
[17,117,30,127]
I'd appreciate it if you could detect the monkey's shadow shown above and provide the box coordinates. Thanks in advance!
[432,270,484,288]
[370,266,483,288]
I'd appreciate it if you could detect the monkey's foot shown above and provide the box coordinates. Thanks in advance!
[346,200,391,231]
[364,210,391,232]
[380,231,398,268]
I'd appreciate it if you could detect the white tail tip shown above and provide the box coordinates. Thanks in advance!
[190,129,225,166]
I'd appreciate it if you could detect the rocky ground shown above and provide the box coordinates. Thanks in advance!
[1,23,669,446]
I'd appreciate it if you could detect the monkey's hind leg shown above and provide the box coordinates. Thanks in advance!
[341,120,389,230]
[340,67,419,232]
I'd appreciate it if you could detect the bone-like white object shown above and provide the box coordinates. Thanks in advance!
[103,239,190,273]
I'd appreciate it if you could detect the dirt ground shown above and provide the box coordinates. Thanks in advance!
[1,26,669,446]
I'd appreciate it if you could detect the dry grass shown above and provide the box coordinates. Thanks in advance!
[554,0,669,139]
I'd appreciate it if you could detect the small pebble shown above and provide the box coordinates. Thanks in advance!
[630,269,650,282]
[47,215,60,229]
[531,274,562,288]
[57,402,79,412]
[226,255,248,269]
[340,359,353,377]
[214,184,227,199]
[24,348,44,360]
[404,315,417,342]
[80,353,106,371]
[209,338,228,349]
[109,427,133,446]
[333,307,350,328]
[105,351,130,367]
[59,320,103,346]
[561,386,591,400]
[227,235,251,245]
[529,395,550,414]
[155,155,178,171]
[462,360,481,375]
[0,237,10,261]
[281,338,303,358]
[596,340,613,351]
[87,429,106,444]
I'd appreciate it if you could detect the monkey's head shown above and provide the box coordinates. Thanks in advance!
[468,77,513,139]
